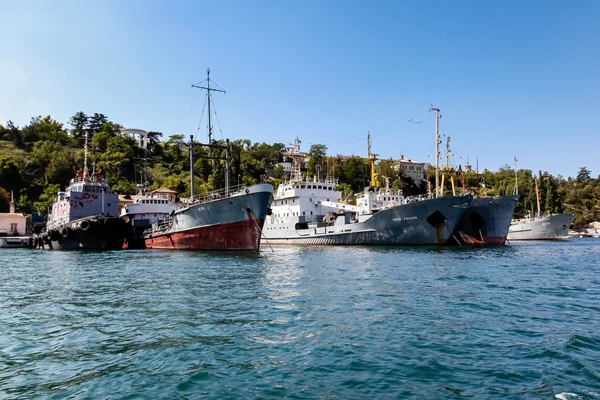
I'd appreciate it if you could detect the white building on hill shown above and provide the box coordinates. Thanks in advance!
[394,156,427,183]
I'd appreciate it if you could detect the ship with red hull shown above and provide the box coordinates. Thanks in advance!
[144,183,272,251]
[145,69,273,251]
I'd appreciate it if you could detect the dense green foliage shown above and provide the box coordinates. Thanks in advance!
[0,113,598,228]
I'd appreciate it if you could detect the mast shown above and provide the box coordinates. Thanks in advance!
[367,132,379,188]
[445,136,452,168]
[191,69,226,200]
[225,138,230,197]
[513,157,518,195]
[535,177,541,217]
[442,136,455,196]
[207,69,212,153]
[192,68,225,158]
[83,130,89,179]
[287,137,303,182]
[430,107,441,197]
[190,135,195,202]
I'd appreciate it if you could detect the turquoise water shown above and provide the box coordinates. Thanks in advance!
[1,241,600,399]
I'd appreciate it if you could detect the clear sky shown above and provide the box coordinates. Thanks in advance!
[1,0,598,178]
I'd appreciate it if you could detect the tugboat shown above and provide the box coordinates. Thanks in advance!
[262,136,472,246]
[36,133,127,250]
[143,69,273,251]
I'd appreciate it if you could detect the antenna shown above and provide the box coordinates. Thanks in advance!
[429,107,441,197]
[192,68,225,157]
[83,130,89,178]
[445,136,452,168]
[513,157,518,195]
[367,132,379,188]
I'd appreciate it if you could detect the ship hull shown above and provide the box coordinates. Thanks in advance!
[146,219,265,250]
[263,195,472,246]
[507,213,575,241]
[123,219,152,249]
[449,195,519,246]
[145,184,272,251]
[42,216,127,250]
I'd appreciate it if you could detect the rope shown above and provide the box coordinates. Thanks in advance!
[452,234,463,247]
[211,95,225,141]
[194,93,208,142]
[248,210,274,252]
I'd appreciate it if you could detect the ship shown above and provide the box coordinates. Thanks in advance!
[144,69,273,251]
[119,129,178,249]
[451,195,519,245]
[35,133,127,250]
[121,187,178,249]
[507,173,575,241]
[423,109,520,246]
[507,212,575,241]
[440,138,518,246]
[144,182,273,250]
[262,136,472,246]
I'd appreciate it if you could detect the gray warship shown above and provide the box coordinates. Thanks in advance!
[262,137,472,246]
[507,212,575,241]
[507,172,574,241]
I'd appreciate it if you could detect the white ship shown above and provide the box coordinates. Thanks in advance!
[507,174,575,241]
[262,137,472,246]
[119,129,178,249]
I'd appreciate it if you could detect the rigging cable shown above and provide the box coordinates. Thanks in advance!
[211,94,226,141]
[194,92,208,143]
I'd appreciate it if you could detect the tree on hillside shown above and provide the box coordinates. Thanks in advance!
[87,113,108,136]
[0,157,24,193]
[308,144,327,176]
[32,116,72,145]
[2,121,22,146]
[33,184,60,215]
[0,187,10,212]
[545,176,560,214]
[341,157,369,191]
[577,167,591,184]
[21,116,42,144]
[69,111,88,139]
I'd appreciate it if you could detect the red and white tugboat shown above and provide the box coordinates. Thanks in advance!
[41,134,127,250]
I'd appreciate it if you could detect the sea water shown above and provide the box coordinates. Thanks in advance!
[1,241,600,399]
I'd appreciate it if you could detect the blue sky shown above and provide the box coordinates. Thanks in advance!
[1,0,598,178]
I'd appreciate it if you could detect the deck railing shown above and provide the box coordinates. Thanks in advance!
[181,184,245,207]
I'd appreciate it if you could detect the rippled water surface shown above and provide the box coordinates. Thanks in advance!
[1,240,600,399]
